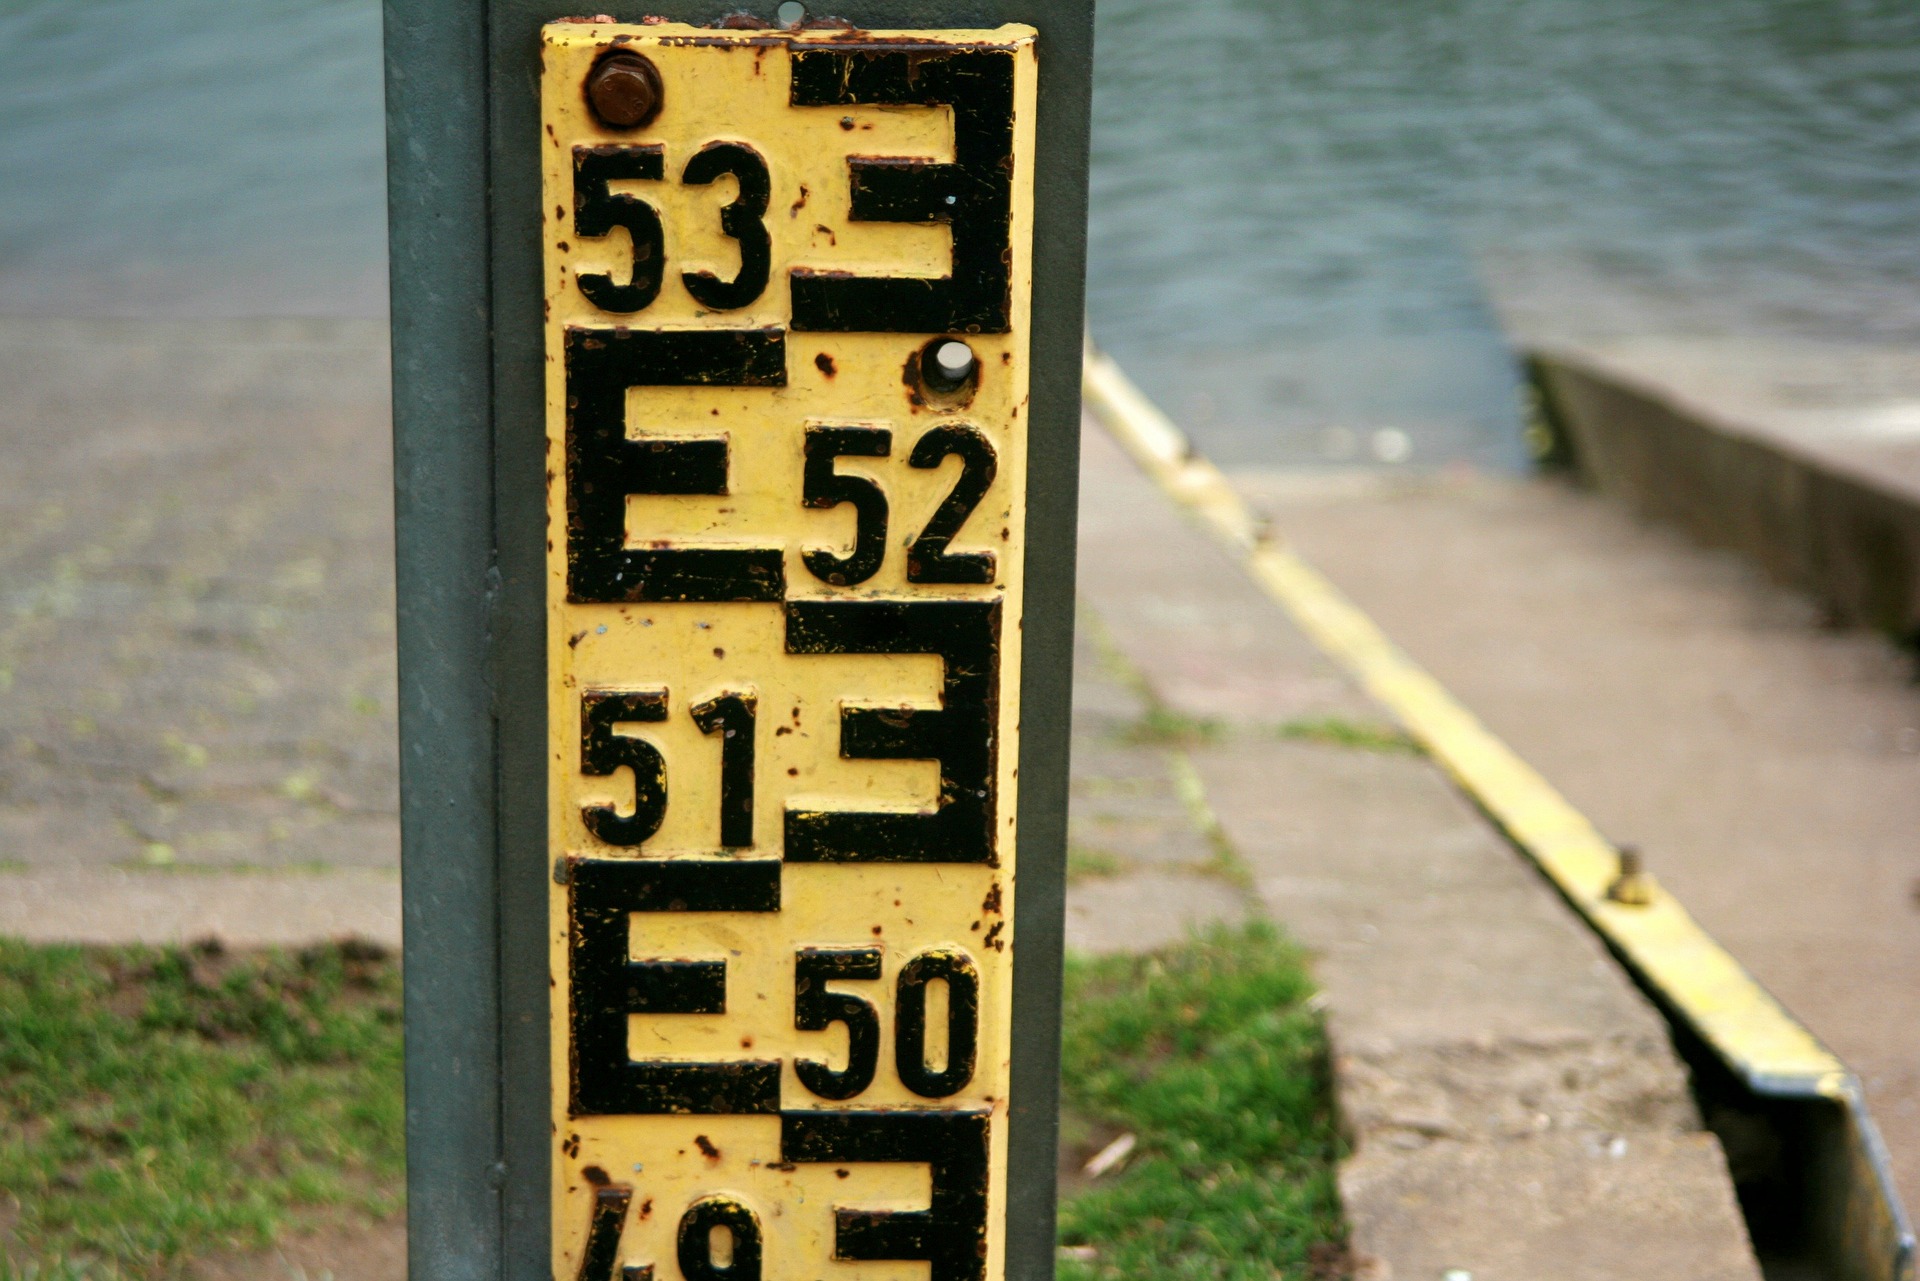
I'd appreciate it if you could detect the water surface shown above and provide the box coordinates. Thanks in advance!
[1087,0,1920,465]
[0,0,387,317]
[5,0,1920,467]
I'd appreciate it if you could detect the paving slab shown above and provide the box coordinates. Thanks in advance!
[0,319,401,945]
[0,867,400,949]
[1551,336,1920,495]
[0,319,398,877]
[1342,1131,1762,1281]
[1061,619,1254,956]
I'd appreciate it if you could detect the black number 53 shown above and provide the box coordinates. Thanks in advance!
[572,141,771,314]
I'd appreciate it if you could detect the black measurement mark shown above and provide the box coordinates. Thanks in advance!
[573,146,666,314]
[678,1196,762,1281]
[802,426,891,586]
[894,946,980,1098]
[568,857,781,1116]
[579,689,668,848]
[681,142,772,311]
[577,1183,652,1281]
[784,599,1000,864]
[690,691,756,848]
[789,47,1016,334]
[793,947,883,1100]
[565,326,786,603]
[781,1109,991,1281]
[907,425,997,585]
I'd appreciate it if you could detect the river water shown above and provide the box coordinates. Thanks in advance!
[4,0,1919,467]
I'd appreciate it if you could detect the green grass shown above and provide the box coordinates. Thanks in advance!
[0,939,404,1278]
[0,923,1342,1278]
[1164,754,1255,891]
[1058,922,1346,1280]
[1118,707,1225,748]
[1277,715,1421,756]
[1067,844,1131,883]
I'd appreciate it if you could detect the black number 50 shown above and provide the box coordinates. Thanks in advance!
[793,944,980,1100]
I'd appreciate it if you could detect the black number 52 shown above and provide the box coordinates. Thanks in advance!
[801,425,999,587]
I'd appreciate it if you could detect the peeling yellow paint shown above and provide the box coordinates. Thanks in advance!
[544,24,1037,1281]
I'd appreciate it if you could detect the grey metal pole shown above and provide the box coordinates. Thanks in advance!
[384,2,504,1277]
[386,3,1091,1276]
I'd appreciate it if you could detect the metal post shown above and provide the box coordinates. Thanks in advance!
[385,3,1091,1276]
[384,1,503,1276]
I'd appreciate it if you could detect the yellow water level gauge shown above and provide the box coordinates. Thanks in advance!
[541,21,1040,1281]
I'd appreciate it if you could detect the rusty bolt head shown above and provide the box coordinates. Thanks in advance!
[1606,844,1654,907]
[586,52,662,129]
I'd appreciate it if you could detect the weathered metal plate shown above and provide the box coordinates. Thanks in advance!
[541,21,1037,1281]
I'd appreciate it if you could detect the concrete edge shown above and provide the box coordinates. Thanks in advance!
[0,867,402,950]
[1526,347,1920,639]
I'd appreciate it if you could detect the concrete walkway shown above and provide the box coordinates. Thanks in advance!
[1244,459,1920,1217]
[1551,336,1920,494]
[0,320,401,945]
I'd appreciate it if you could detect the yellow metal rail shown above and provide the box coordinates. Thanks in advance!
[1082,340,1913,1281]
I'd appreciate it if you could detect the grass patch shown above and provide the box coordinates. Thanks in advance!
[0,938,404,1278]
[1067,844,1131,883]
[1058,922,1345,1280]
[1078,603,1225,750]
[1166,755,1254,891]
[1277,716,1421,756]
[101,860,366,877]
[1119,707,1225,748]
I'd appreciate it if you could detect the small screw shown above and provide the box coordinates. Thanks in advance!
[586,51,662,129]
[1606,845,1654,907]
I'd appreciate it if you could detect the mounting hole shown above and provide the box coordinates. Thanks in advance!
[920,338,978,396]
[933,341,975,382]
[776,1,806,26]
